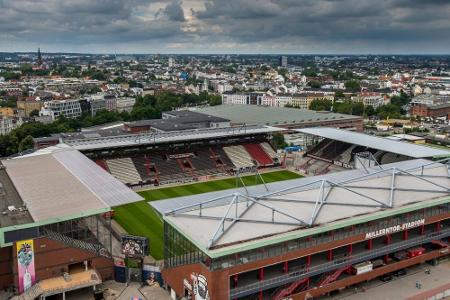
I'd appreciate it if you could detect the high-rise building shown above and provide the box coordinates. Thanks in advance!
[279,55,288,67]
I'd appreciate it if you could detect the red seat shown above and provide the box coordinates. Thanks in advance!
[244,144,273,166]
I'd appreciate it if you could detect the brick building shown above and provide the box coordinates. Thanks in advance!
[410,103,450,119]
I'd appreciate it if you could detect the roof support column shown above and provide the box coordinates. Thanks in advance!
[366,238,373,250]
[435,221,441,232]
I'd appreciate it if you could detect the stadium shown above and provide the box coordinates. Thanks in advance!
[153,157,450,300]
[1,107,450,300]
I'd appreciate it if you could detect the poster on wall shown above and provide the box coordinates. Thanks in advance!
[16,239,36,293]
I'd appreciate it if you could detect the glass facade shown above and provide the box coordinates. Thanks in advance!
[164,222,209,268]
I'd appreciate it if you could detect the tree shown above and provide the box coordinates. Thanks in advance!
[334,91,345,98]
[365,105,375,117]
[310,99,332,111]
[18,135,34,152]
[272,133,287,149]
[308,80,322,89]
[29,109,39,117]
[208,95,222,106]
[376,104,402,119]
[344,80,361,93]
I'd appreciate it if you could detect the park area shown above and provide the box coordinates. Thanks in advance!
[113,170,302,260]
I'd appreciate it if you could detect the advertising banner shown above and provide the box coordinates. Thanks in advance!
[16,239,36,293]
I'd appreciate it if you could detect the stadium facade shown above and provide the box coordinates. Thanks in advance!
[152,158,450,300]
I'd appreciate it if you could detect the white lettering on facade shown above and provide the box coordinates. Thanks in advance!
[364,219,425,240]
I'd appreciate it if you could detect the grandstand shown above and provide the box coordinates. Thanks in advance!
[70,126,283,186]
[152,158,450,300]
[0,145,143,298]
[294,127,450,175]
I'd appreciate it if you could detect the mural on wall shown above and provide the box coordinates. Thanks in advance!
[16,239,36,293]
[184,272,210,300]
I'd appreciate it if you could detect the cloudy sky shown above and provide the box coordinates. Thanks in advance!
[0,0,449,54]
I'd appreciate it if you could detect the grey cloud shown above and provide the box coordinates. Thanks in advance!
[161,0,186,21]
[0,0,449,53]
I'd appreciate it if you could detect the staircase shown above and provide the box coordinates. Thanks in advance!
[43,229,111,259]
[431,239,449,249]
[272,277,309,300]
[11,283,42,300]
[317,266,350,287]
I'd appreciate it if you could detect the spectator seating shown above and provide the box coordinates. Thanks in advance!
[260,142,278,160]
[244,144,274,166]
[223,145,255,169]
[106,158,142,185]
[131,156,156,182]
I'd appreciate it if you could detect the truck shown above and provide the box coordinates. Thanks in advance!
[352,261,373,275]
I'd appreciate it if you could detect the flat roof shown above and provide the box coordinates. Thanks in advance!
[63,125,283,151]
[1,145,143,226]
[191,105,361,126]
[156,159,450,257]
[296,127,450,158]
[0,166,33,227]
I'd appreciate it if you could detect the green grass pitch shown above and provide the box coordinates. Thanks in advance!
[113,170,302,260]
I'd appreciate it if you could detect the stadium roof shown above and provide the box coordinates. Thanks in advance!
[155,159,450,258]
[1,145,143,227]
[63,124,283,151]
[296,127,450,158]
[191,105,361,126]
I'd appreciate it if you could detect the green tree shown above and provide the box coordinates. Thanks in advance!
[376,104,402,119]
[308,80,322,89]
[334,91,345,98]
[18,135,34,152]
[344,80,361,93]
[272,133,287,149]
[365,105,375,117]
[29,109,39,117]
[310,99,333,111]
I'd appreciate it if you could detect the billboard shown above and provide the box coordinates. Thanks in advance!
[16,239,36,293]
[121,235,148,258]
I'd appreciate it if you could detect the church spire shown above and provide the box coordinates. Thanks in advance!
[37,48,43,66]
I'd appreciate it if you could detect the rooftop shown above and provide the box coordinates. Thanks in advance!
[154,159,450,258]
[191,105,361,126]
[62,125,283,151]
[126,111,229,132]
[296,127,450,158]
[0,145,142,231]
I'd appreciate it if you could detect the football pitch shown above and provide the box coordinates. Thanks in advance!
[113,170,302,260]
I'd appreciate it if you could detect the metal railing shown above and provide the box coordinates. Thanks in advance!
[44,229,111,258]
[230,228,450,298]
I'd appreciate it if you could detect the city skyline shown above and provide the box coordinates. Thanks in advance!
[0,0,449,54]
